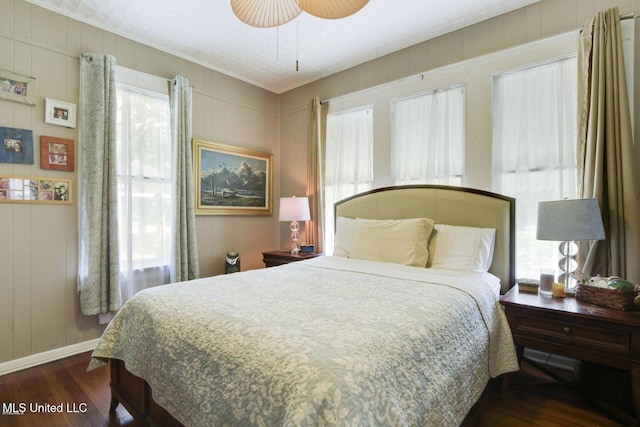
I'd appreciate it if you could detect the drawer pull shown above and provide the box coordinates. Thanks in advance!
[563,326,572,335]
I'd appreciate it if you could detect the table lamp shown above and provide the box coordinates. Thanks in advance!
[536,198,606,295]
[279,196,311,254]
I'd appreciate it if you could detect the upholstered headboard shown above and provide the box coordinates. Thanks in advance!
[334,185,515,294]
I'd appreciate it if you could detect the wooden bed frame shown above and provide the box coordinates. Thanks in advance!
[110,358,183,426]
[108,185,516,425]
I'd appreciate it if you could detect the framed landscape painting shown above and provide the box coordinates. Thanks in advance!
[193,139,273,215]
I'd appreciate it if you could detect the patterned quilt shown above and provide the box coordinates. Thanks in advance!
[90,256,519,426]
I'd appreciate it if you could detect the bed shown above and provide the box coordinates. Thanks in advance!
[89,185,519,426]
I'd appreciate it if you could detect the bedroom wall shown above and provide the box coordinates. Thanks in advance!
[2,0,640,371]
[0,0,280,367]
[278,0,640,245]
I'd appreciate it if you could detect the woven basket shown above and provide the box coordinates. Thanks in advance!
[575,283,639,311]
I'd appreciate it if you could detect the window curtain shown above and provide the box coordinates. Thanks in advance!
[492,57,578,279]
[391,86,465,185]
[577,7,640,282]
[77,53,121,315]
[169,76,200,282]
[306,96,328,253]
[324,107,373,254]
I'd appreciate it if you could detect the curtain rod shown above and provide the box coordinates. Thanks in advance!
[578,11,635,33]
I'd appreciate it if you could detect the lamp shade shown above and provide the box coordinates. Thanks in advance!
[297,0,369,19]
[536,198,605,242]
[231,0,301,28]
[231,0,368,27]
[279,196,311,221]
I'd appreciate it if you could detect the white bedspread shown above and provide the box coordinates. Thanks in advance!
[90,256,519,426]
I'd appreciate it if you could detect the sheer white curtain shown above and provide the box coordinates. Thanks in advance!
[116,84,173,302]
[324,107,373,254]
[493,57,578,279]
[391,86,465,186]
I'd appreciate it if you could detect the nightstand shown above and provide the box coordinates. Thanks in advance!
[500,285,640,421]
[262,250,322,267]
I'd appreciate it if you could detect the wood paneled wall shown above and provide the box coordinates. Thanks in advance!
[0,0,279,366]
[278,0,640,197]
[2,0,640,368]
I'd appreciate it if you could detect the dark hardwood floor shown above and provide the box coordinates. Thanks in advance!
[0,351,631,426]
[0,352,139,427]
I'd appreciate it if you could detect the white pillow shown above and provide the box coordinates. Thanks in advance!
[430,224,496,273]
[333,217,435,267]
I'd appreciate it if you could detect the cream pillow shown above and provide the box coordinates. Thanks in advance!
[430,224,496,273]
[333,217,435,267]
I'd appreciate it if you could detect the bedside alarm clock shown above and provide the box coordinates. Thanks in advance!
[299,245,315,254]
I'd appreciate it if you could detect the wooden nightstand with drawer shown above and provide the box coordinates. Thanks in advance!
[500,285,640,421]
[262,250,322,267]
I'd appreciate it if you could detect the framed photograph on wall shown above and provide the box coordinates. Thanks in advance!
[0,174,72,204]
[0,70,37,106]
[44,98,77,128]
[41,135,74,171]
[193,139,273,215]
[0,126,34,165]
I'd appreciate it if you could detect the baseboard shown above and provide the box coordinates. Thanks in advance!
[0,338,100,376]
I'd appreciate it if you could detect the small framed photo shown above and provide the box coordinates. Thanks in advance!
[0,69,37,106]
[41,135,74,171]
[0,126,34,165]
[45,98,76,128]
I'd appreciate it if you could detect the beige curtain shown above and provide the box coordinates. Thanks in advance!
[306,97,328,253]
[577,7,640,283]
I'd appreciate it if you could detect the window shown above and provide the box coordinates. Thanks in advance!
[492,57,578,279]
[116,79,172,301]
[324,107,373,254]
[320,31,578,267]
[391,85,465,186]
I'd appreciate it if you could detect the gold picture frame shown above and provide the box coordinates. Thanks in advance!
[194,139,273,215]
[0,175,72,204]
[0,70,37,106]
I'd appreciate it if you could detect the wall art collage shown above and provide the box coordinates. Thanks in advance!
[0,69,76,205]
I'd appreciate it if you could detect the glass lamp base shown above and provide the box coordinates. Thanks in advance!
[558,241,578,296]
[290,220,300,254]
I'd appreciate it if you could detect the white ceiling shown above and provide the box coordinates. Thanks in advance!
[26,0,540,94]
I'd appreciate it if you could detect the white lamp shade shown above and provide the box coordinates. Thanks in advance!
[279,196,311,221]
[537,198,606,241]
[231,0,301,28]
[297,0,369,19]
[231,0,368,27]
